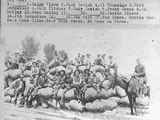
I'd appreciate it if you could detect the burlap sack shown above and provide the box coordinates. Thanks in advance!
[37,87,53,98]
[85,99,117,112]
[115,86,127,98]
[99,88,116,99]
[101,80,112,90]
[136,97,150,106]
[4,69,21,80]
[64,88,75,100]
[4,87,15,97]
[3,96,11,103]
[85,87,98,102]
[65,100,84,112]
[118,96,129,107]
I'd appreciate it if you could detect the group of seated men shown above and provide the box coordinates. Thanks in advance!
[4,51,147,107]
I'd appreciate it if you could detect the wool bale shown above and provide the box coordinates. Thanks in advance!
[85,100,105,112]
[4,88,15,97]
[101,80,112,90]
[101,99,118,111]
[64,88,75,100]
[65,100,84,112]
[37,87,53,98]
[118,96,129,106]
[115,86,126,98]
[99,88,116,99]
[5,69,21,80]
[136,97,150,106]
[91,65,105,73]
[85,87,98,102]
[10,79,20,88]
[23,70,32,77]
[108,97,120,103]
[78,65,88,71]
[3,96,11,103]
[85,99,117,112]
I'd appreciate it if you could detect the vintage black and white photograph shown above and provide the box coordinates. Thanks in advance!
[0,0,160,120]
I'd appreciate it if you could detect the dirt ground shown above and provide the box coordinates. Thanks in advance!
[0,99,150,120]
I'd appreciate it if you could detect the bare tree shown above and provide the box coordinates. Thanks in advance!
[21,36,40,60]
[58,50,69,63]
[43,43,57,63]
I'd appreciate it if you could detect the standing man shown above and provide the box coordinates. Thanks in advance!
[31,61,40,87]
[107,55,118,88]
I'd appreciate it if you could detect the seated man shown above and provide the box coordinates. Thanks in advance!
[31,61,40,87]
[60,73,73,107]
[80,69,94,97]
[72,69,82,100]
[14,74,25,105]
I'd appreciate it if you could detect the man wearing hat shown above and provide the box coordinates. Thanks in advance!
[31,61,40,87]
[107,55,118,88]
[80,68,93,102]
[132,58,147,96]
[60,72,73,107]
[14,74,26,105]
[94,54,103,66]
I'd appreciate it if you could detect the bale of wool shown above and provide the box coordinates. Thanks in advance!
[85,99,117,112]
[91,65,105,73]
[65,100,84,112]
[101,99,118,111]
[64,88,75,100]
[115,86,127,98]
[78,65,88,71]
[10,79,21,89]
[37,87,53,98]
[108,97,120,103]
[136,97,150,106]
[4,87,15,97]
[23,70,32,77]
[85,87,98,102]
[118,96,129,107]
[101,80,112,90]
[85,100,105,112]
[5,69,21,80]
[3,96,11,103]
[99,88,116,99]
